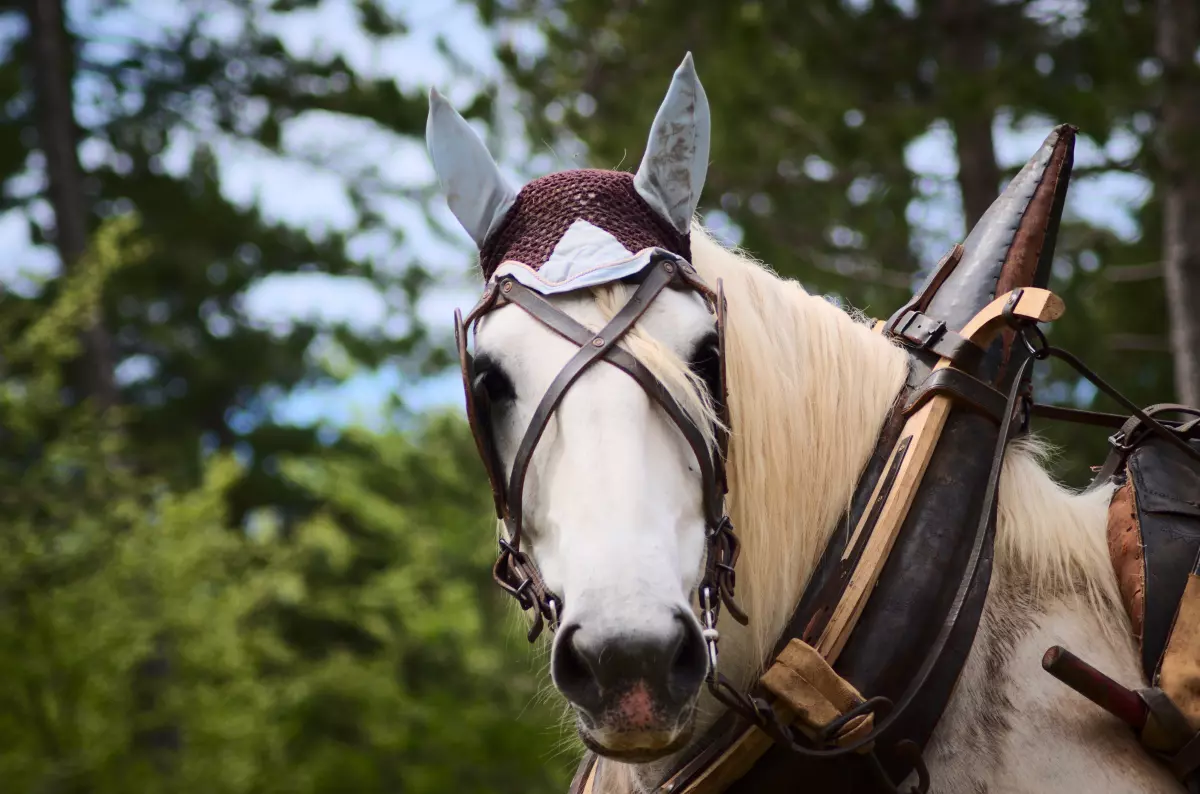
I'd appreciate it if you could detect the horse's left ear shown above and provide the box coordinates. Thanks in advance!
[634,52,711,235]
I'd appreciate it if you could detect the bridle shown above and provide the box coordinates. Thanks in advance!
[453,252,746,657]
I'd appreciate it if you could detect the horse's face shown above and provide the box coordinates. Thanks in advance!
[473,284,718,759]
[427,52,717,761]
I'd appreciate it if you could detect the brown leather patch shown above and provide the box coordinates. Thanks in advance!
[995,130,1073,378]
[1107,478,1146,649]
[1158,574,1200,732]
[996,136,1071,299]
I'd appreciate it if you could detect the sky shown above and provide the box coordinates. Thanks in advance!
[0,0,1153,431]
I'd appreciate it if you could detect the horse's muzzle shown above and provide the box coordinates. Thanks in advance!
[552,610,707,758]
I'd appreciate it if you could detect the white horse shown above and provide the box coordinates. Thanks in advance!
[428,56,1180,793]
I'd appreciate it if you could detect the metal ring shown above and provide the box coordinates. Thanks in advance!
[1020,324,1050,359]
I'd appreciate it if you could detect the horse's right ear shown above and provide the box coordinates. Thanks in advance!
[426,88,517,248]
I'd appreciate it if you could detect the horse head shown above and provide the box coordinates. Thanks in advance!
[428,54,723,760]
[426,50,1080,773]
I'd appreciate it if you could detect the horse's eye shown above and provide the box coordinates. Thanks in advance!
[688,331,722,402]
[473,355,515,404]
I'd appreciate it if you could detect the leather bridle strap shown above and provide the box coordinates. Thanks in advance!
[463,253,743,643]
[501,275,725,527]
[501,262,745,633]
[504,257,684,549]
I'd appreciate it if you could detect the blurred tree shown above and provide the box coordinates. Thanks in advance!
[0,216,572,793]
[269,414,574,793]
[476,0,1189,483]
[2,0,484,524]
[1155,0,1200,405]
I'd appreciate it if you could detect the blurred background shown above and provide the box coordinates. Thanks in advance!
[0,0,1197,791]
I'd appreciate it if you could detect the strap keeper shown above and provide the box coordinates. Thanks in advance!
[759,639,875,752]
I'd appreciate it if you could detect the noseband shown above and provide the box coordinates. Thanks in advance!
[454,252,746,648]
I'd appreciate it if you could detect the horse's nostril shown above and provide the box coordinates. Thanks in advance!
[669,611,709,697]
[552,623,602,712]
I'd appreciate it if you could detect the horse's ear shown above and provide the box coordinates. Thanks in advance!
[426,88,517,248]
[634,52,711,235]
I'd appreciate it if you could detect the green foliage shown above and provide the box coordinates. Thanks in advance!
[0,218,572,792]
[0,0,492,519]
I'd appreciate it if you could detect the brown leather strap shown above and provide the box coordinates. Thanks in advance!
[655,717,752,793]
[1029,403,1130,429]
[1091,404,1200,489]
[502,273,723,527]
[568,752,598,794]
[485,260,681,641]
[505,260,677,549]
[902,367,1006,423]
[477,255,739,641]
[888,309,984,374]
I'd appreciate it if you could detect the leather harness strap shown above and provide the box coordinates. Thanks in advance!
[903,367,1006,422]
[1091,405,1200,491]
[506,260,681,549]
[888,310,984,374]
[577,289,1064,794]
[501,275,724,526]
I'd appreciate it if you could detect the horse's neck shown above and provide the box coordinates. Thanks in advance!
[623,261,910,792]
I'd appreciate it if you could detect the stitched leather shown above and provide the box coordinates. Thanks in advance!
[1107,479,1146,653]
[922,124,1075,392]
[1125,435,1200,681]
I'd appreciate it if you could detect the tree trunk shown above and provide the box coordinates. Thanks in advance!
[27,0,179,768]
[938,0,1002,228]
[1157,0,1200,406]
[27,0,118,409]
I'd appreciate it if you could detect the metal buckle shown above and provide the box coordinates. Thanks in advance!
[894,310,946,349]
[1108,430,1135,454]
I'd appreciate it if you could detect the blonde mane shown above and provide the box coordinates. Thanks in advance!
[682,224,1124,674]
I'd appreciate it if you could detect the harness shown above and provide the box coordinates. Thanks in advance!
[448,125,1200,793]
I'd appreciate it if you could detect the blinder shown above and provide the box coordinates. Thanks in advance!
[454,251,744,643]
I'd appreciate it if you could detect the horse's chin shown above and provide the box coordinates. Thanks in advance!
[575,706,697,763]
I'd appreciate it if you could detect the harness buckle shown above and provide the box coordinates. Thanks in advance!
[893,310,947,350]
